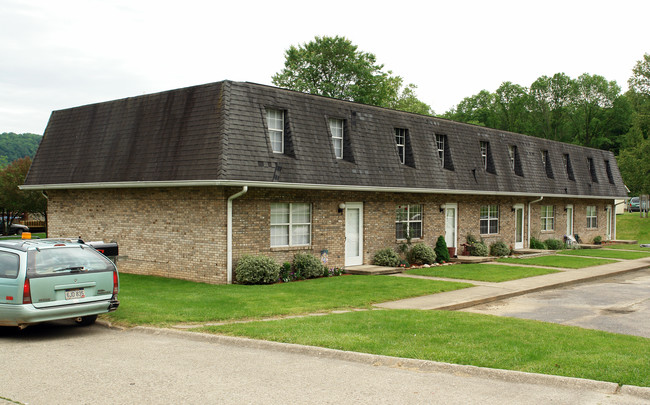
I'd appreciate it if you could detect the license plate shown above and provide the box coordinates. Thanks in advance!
[65,289,85,300]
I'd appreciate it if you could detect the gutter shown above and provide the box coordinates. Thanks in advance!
[528,196,544,248]
[227,186,248,284]
[19,179,628,200]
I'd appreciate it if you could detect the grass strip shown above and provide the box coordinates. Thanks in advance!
[105,274,472,326]
[558,249,650,260]
[604,244,650,251]
[405,263,559,282]
[200,309,650,387]
[497,255,615,269]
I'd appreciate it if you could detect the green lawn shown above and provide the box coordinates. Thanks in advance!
[496,255,616,269]
[558,249,650,260]
[201,310,650,387]
[604,244,650,251]
[616,212,650,242]
[405,263,559,282]
[105,273,471,326]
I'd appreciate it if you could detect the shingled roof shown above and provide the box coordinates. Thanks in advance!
[24,80,628,199]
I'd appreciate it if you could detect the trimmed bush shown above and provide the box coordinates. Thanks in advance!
[235,255,281,285]
[469,241,488,257]
[280,262,292,282]
[466,234,479,245]
[434,235,450,263]
[544,238,564,250]
[292,252,325,279]
[530,237,547,250]
[373,248,401,267]
[490,241,510,257]
[593,235,602,244]
[407,243,437,265]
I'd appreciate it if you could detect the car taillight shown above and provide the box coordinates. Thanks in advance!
[23,279,32,304]
[113,270,119,295]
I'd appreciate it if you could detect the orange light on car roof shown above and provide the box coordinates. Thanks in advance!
[21,232,31,239]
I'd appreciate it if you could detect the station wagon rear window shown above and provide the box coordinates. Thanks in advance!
[0,251,19,279]
[27,246,114,277]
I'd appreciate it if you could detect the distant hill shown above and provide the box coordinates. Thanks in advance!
[0,132,42,166]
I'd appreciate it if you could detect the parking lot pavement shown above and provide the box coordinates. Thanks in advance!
[463,268,650,338]
[1,322,649,404]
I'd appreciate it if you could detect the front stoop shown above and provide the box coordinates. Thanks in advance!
[344,265,403,275]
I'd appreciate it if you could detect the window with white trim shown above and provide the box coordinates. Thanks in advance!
[480,205,499,234]
[508,145,516,170]
[586,206,597,228]
[395,128,406,164]
[540,205,554,231]
[270,203,311,247]
[480,141,488,170]
[395,204,422,239]
[267,109,284,153]
[436,134,445,167]
[329,118,344,159]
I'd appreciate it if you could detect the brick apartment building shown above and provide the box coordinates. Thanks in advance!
[23,81,628,284]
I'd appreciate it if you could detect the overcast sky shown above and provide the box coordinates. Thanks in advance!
[1,0,648,134]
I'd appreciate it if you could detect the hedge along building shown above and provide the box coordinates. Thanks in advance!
[23,81,628,284]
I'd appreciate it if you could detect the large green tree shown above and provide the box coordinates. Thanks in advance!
[0,157,47,234]
[272,36,432,115]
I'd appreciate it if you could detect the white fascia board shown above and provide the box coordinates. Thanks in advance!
[19,180,627,200]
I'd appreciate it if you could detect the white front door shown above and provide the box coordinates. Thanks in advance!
[345,202,363,266]
[606,205,612,240]
[514,204,525,249]
[444,203,458,248]
[566,204,574,237]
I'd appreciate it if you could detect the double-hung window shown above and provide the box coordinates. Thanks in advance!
[508,145,516,170]
[435,134,445,167]
[329,118,344,159]
[480,141,488,170]
[270,203,311,247]
[395,204,422,239]
[267,109,284,153]
[480,205,499,234]
[586,206,597,228]
[540,205,554,231]
[395,128,406,164]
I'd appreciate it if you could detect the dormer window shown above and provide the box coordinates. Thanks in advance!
[508,145,516,170]
[541,150,553,179]
[587,157,598,183]
[395,128,407,164]
[436,134,445,166]
[266,109,284,154]
[563,154,575,181]
[329,118,344,159]
[480,141,488,170]
[605,160,615,184]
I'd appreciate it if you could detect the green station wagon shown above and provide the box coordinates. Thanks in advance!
[0,238,119,328]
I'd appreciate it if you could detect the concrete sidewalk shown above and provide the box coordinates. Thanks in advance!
[375,256,650,310]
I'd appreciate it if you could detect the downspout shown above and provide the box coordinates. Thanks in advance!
[528,196,543,248]
[227,186,248,284]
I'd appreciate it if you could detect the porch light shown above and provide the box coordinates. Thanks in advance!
[439,204,445,213]
[338,203,346,214]
[511,206,516,212]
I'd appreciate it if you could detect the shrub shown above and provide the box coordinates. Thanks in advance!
[530,237,546,250]
[490,241,510,257]
[469,241,488,257]
[407,243,437,265]
[593,235,602,244]
[544,238,564,250]
[235,255,281,285]
[434,235,450,263]
[466,234,479,245]
[373,248,401,267]
[292,252,325,279]
[279,262,292,282]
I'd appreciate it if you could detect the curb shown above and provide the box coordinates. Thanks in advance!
[131,326,650,401]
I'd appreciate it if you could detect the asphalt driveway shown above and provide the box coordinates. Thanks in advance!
[463,268,650,338]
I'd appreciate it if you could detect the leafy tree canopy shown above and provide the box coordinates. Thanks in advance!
[272,36,433,115]
[0,132,42,167]
[0,157,47,233]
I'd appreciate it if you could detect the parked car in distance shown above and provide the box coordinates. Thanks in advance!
[0,238,119,328]
[629,197,640,212]
[0,219,29,236]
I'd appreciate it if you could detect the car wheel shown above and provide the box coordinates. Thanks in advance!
[16,229,23,235]
[74,315,98,326]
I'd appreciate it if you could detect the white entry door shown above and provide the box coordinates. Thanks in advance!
[444,203,458,248]
[345,202,363,266]
[514,204,525,249]
[566,204,574,237]
[606,205,612,240]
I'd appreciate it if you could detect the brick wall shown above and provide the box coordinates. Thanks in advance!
[47,187,615,284]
